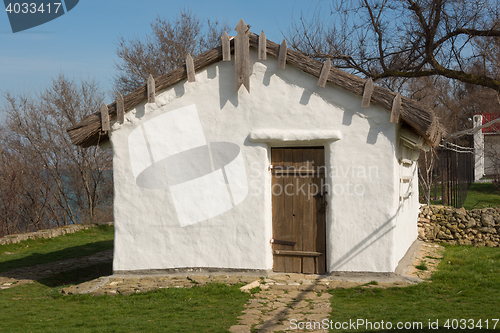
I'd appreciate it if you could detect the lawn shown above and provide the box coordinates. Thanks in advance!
[0,283,249,332]
[0,226,250,332]
[330,181,500,331]
[328,244,500,332]
[1,226,499,332]
[421,181,500,209]
[0,224,114,272]
[463,182,500,210]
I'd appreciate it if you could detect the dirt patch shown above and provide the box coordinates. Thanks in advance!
[402,242,445,280]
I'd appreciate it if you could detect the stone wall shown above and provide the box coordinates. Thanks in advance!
[418,205,500,247]
[0,223,112,246]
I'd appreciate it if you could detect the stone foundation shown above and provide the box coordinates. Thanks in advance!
[418,205,500,247]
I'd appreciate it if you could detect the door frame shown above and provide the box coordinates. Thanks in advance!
[269,145,327,274]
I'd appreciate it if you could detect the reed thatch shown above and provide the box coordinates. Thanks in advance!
[67,33,445,148]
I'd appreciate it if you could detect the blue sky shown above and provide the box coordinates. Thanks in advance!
[0,0,318,106]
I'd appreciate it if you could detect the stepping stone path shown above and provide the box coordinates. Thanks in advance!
[61,274,260,295]
[229,274,418,333]
[229,242,445,332]
[230,289,331,333]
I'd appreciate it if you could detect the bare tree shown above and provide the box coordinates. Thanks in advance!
[288,1,500,205]
[115,9,230,94]
[418,150,436,205]
[0,75,112,235]
[288,0,500,92]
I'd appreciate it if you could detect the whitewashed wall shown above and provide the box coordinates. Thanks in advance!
[110,50,417,273]
[484,135,500,177]
[392,143,419,269]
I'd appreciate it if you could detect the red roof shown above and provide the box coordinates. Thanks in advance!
[477,113,500,133]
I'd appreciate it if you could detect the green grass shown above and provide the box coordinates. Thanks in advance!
[420,183,444,205]
[463,182,500,210]
[2,225,500,332]
[0,225,114,272]
[0,283,250,332]
[415,261,428,271]
[0,225,250,332]
[328,244,500,332]
[421,181,500,209]
[361,281,378,286]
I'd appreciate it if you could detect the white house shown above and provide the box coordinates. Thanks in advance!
[473,113,500,180]
[68,21,444,275]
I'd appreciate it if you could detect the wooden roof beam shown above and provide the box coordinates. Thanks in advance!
[258,31,266,60]
[361,78,374,108]
[390,93,402,123]
[100,103,110,132]
[147,74,155,103]
[317,59,332,87]
[234,19,250,93]
[278,39,287,69]
[116,93,124,123]
[222,31,231,61]
[186,54,195,82]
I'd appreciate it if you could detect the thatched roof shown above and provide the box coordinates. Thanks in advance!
[67,32,445,148]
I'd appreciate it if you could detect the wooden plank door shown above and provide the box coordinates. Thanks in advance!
[271,147,326,274]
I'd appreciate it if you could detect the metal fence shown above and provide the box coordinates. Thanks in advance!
[431,141,474,208]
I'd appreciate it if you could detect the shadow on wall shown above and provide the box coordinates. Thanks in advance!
[265,64,392,146]
[343,109,390,146]
[132,81,187,120]
[331,211,398,271]
[219,63,239,109]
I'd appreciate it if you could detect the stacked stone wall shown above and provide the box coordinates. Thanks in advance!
[418,205,500,247]
[0,223,112,245]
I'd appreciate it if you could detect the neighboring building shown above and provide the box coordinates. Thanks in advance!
[68,22,444,274]
[473,113,500,180]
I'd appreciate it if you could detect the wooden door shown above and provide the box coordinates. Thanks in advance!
[271,147,327,274]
